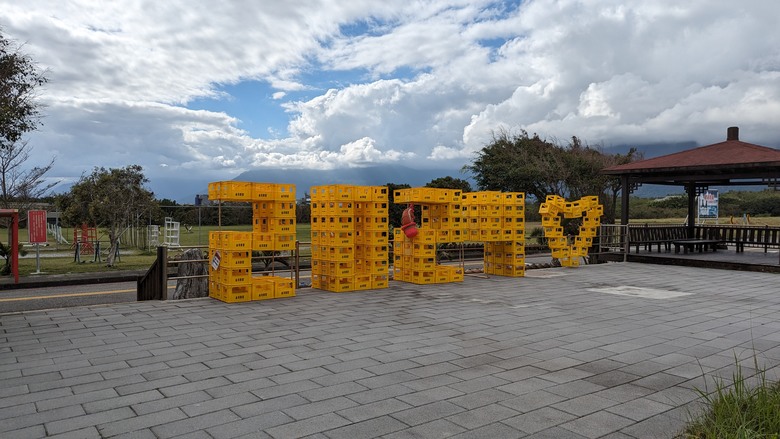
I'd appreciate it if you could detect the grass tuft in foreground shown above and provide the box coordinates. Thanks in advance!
[679,355,780,438]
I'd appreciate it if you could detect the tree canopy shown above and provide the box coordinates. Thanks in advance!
[58,165,155,266]
[464,129,641,222]
[1,30,48,149]
[425,176,472,193]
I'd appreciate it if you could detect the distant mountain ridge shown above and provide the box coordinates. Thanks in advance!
[231,165,473,196]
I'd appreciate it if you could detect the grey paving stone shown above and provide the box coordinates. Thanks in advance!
[336,397,412,423]
[0,401,36,421]
[45,406,135,435]
[446,403,520,429]
[606,397,676,421]
[45,426,102,439]
[383,419,466,439]
[499,390,568,413]
[96,407,187,437]
[0,404,85,434]
[560,409,643,438]
[282,396,358,420]
[151,409,241,438]
[502,406,577,434]
[552,393,620,417]
[207,410,292,439]
[525,426,588,439]
[132,390,212,416]
[448,422,525,439]
[322,415,407,439]
[115,375,189,396]
[181,391,260,417]
[159,376,233,397]
[347,383,418,405]
[0,387,73,410]
[264,412,351,438]
[231,394,309,419]
[36,388,118,412]
[390,400,465,426]
[298,381,368,402]
[0,424,47,439]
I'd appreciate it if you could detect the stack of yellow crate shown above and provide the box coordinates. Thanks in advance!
[538,195,602,267]
[310,185,390,292]
[462,191,526,277]
[207,181,297,303]
[392,188,465,284]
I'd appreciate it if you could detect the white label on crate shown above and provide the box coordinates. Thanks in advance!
[211,250,221,270]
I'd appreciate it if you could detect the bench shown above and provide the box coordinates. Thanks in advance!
[672,239,722,254]
[628,225,688,253]
[697,225,780,253]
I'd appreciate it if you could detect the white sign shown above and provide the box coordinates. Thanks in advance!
[210,250,221,271]
[698,190,718,219]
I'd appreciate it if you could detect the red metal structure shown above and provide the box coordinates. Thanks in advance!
[72,224,97,254]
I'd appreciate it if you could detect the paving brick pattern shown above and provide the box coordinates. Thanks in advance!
[2,262,780,438]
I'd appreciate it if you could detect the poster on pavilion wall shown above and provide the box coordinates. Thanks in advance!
[698,189,719,219]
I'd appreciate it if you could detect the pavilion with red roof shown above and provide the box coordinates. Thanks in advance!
[602,127,780,238]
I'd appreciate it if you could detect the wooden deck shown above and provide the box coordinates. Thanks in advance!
[603,245,780,273]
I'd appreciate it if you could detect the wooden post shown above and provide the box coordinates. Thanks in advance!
[686,183,696,239]
[620,176,630,225]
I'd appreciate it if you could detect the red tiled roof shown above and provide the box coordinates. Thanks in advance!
[604,140,780,174]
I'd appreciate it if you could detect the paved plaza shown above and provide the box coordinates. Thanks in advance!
[2,262,779,438]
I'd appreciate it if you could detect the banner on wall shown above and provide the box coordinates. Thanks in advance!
[698,190,719,219]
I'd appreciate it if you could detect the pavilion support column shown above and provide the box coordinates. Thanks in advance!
[686,183,696,239]
[620,176,630,225]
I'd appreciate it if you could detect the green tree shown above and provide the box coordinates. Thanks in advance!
[0,30,55,227]
[464,129,641,222]
[1,29,48,149]
[464,129,567,201]
[58,165,155,267]
[425,176,472,193]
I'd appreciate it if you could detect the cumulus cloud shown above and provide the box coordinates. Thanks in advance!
[2,0,779,200]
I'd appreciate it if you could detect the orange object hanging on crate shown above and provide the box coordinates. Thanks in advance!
[400,203,418,238]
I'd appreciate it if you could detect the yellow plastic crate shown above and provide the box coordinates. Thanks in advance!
[328,216,354,231]
[273,234,296,251]
[210,250,250,269]
[253,183,296,201]
[252,278,274,301]
[412,257,435,270]
[208,181,253,202]
[326,246,354,261]
[213,267,251,284]
[252,233,274,251]
[371,275,389,289]
[209,231,252,251]
[312,273,324,289]
[409,270,436,285]
[357,230,388,245]
[253,201,296,218]
[371,186,389,201]
[353,275,372,291]
[326,276,354,292]
[272,278,295,299]
[215,283,252,303]
[253,217,296,234]
[327,261,354,277]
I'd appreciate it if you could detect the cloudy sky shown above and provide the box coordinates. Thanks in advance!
[2,0,779,200]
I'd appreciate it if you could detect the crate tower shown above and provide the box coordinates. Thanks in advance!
[539,195,602,267]
[207,181,296,303]
[310,185,390,292]
[392,188,465,284]
[461,191,526,277]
